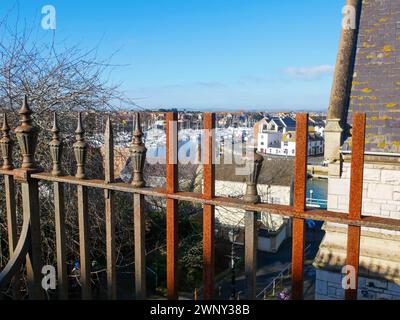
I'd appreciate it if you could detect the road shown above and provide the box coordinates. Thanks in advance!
[214,221,325,300]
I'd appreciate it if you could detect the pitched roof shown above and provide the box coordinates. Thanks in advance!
[280,116,296,129]
[215,158,294,186]
[344,0,400,153]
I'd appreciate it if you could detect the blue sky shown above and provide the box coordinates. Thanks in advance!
[0,0,344,111]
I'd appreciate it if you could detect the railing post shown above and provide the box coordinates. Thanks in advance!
[73,112,91,300]
[103,116,117,300]
[244,147,263,300]
[14,96,43,300]
[1,113,20,298]
[291,113,308,300]
[202,112,215,300]
[130,112,147,299]
[345,113,366,300]
[1,113,17,251]
[49,113,68,300]
[166,112,179,299]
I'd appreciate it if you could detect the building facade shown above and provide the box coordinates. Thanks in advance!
[315,0,400,300]
[258,131,324,157]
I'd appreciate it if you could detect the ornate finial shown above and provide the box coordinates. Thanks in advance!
[73,112,87,179]
[130,112,147,187]
[20,95,30,115]
[49,112,63,176]
[0,113,14,169]
[14,95,39,169]
[243,147,264,204]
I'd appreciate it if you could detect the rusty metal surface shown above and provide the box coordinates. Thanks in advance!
[22,180,43,299]
[203,113,215,199]
[348,113,366,221]
[28,172,400,231]
[345,113,366,300]
[293,114,308,214]
[4,175,21,298]
[166,112,178,194]
[77,185,91,300]
[202,112,215,300]
[291,113,308,300]
[54,181,68,300]
[134,193,146,299]
[166,112,179,299]
[291,218,305,300]
[104,117,117,299]
[0,109,391,301]
[245,211,257,299]
[5,176,17,254]
[0,220,31,290]
[346,225,361,300]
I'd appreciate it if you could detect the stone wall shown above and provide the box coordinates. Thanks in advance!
[316,269,400,300]
[314,160,400,300]
[328,161,400,235]
[214,180,290,228]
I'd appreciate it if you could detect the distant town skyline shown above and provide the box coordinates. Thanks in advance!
[0,0,343,111]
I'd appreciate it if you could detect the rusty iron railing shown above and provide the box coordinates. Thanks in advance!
[0,96,398,300]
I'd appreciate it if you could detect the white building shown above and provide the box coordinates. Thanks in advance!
[309,117,326,137]
[258,131,324,157]
[257,131,282,154]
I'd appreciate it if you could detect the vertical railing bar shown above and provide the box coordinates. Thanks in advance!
[22,180,42,299]
[291,113,308,300]
[49,112,68,299]
[4,180,16,253]
[131,113,147,299]
[1,113,20,298]
[77,185,90,300]
[345,113,366,300]
[54,182,68,299]
[4,175,20,298]
[245,210,257,299]
[73,112,91,300]
[104,116,117,299]
[13,96,42,299]
[166,112,179,299]
[202,113,215,300]
[134,193,146,298]
[244,147,264,300]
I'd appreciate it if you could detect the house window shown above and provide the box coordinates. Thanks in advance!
[261,142,264,146]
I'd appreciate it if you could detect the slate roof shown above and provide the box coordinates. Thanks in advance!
[215,158,294,186]
[280,116,296,129]
[345,0,400,153]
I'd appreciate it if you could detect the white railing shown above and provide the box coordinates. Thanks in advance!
[256,244,312,299]
[306,198,327,209]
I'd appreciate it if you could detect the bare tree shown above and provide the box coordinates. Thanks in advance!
[0,10,139,298]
